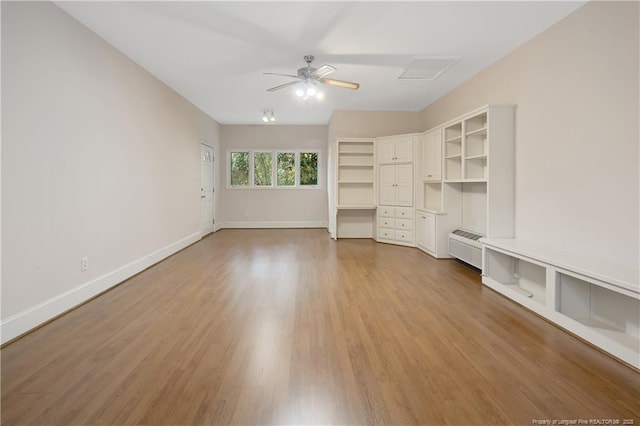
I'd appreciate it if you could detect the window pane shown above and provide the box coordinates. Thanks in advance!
[300,152,318,186]
[230,152,249,186]
[277,152,295,186]
[254,152,273,186]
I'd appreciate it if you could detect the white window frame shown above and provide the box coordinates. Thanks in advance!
[227,149,321,190]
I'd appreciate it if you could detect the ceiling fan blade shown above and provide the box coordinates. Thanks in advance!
[321,78,360,90]
[267,81,300,92]
[263,72,303,79]
[311,64,336,79]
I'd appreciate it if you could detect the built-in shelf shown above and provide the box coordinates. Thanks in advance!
[338,163,373,168]
[443,178,487,183]
[445,136,462,143]
[482,238,640,369]
[465,154,487,161]
[334,138,377,239]
[446,154,462,159]
[337,204,376,210]
[338,151,374,155]
[465,127,487,137]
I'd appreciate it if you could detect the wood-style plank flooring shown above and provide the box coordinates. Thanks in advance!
[2,229,639,425]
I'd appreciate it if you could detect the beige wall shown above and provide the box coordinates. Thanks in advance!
[328,110,421,142]
[1,2,220,341]
[419,1,639,266]
[219,125,328,226]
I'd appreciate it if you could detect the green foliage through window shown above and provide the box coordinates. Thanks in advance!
[228,150,319,188]
[230,152,249,186]
[300,152,318,186]
[254,152,272,186]
[277,152,296,186]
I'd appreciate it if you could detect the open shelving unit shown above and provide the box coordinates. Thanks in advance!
[334,139,377,238]
[336,140,375,209]
[482,238,640,369]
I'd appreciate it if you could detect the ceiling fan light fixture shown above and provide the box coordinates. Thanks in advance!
[295,88,304,97]
[315,91,324,100]
[306,86,316,97]
[269,111,275,122]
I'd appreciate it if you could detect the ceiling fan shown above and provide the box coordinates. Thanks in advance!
[264,55,360,96]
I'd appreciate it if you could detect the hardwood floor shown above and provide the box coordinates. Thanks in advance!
[2,229,639,425]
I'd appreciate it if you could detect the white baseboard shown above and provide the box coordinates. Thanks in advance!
[0,232,201,345]
[220,220,328,229]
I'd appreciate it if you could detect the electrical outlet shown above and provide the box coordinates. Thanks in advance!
[81,257,88,272]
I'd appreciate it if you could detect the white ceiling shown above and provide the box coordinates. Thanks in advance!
[56,1,585,125]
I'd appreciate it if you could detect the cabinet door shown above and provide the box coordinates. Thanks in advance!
[395,164,413,206]
[379,165,396,205]
[395,136,414,162]
[376,139,395,164]
[424,213,436,252]
[423,129,442,181]
[416,214,427,247]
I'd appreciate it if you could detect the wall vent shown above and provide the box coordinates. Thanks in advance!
[449,229,483,269]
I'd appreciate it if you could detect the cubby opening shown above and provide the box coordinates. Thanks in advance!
[465,112,487,133]
[444,123,462,141]
[445,157,461,180]
[338,141,374,154]
[556,273,640,351]
[423,182,442,211]
[484,249,546,305]
[465,157,487,180]
[338,167,373,182]
[336,209,375,238]
[465,132,487,157]
[337,184,374,207]
[338,155,373,167]
[460,182,486,235]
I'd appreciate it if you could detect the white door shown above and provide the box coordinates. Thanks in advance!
[379,165,396,205]
[201,144,215,236]
[395,164,413,206]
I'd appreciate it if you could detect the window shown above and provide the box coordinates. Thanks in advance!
[300,152,318,186]
[227,149,320,189]
[230,151,249,186]
[277,152,295,186]
[254,152,273,186]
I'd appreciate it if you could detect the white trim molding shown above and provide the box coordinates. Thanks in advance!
[220,221,328,229]
[0,232,201,345]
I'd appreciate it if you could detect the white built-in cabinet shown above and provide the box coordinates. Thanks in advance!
[482,239,640,369]
[420,129,442,181]
[415,105,515,258]
[377,206,414,247]
[330,105,640,368]
[376,134,416,246]
[377,135,414,163]
[379,164,413,206]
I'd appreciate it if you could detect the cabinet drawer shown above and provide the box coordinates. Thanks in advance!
[395,230,414,242]
[378,217,394,228]
[378,206,395,218]
[377,227,394,240]
[395,207,413,219]
[395,218,413,231]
